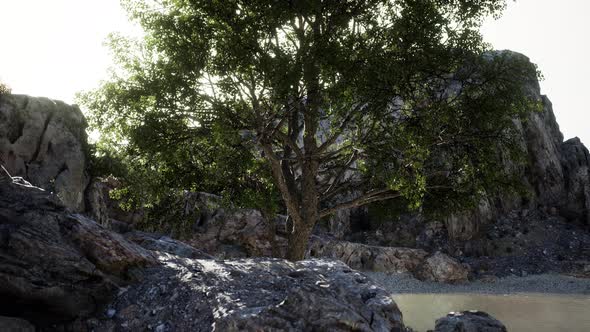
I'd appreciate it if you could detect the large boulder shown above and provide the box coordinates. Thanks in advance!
[0,167,156,326]
[309,237,429,274]
[432,311,507,332]
[85,255,407,332]
[124,231,213,259]
[0,94,89,211]
[415,251,469,283]
[309,238,469,283]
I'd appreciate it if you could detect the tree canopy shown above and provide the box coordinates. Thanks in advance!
[81,0,539,260]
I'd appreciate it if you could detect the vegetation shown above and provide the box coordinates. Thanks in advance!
[81,0,539,260]
[0,81,11,95]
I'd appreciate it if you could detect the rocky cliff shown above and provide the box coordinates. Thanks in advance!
[0,94,89,212]
[445,70,590,243]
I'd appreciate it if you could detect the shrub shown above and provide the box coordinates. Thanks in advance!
[0,81,11,95]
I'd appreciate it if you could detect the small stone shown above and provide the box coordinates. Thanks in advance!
[106,308,116,319]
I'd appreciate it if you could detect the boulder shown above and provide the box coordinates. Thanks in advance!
[150,191,288,258]
[85,176,144,229]
[0,316,35,332]
[309,237,429,274]
[432,311,507,332]
[85,255,407,332]
[0,94,89,211]
[187,208,288,258]
[124,231,213,259]
[0,167,156,326]
[415,252,469,283]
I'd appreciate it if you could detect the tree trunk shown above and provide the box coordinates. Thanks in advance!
[286,220,314,261]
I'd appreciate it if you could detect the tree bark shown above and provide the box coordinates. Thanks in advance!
[286,218,315,261]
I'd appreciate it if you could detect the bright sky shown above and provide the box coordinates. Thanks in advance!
[0,0,588,144]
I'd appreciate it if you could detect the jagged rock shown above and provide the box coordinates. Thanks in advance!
[85,255,406,332]
[309,237,429,274]
[85,176,144,229]
[435,53,590,244]
[314,237,470,283]
[0,94,89,211]
[0,316,35,332]
[188,207,288,258]
[151,191,288,258]
[432,311,507,332]
[445,197,494,242]
[125,231,213,259]
[0,167,156,326]
[416,252,469,283]
[560,137,590,224]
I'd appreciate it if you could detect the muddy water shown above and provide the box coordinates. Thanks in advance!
[394,293,590,332]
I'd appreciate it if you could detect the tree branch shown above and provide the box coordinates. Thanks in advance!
[319,189,400,218]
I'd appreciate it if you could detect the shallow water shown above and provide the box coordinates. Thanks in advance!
[394,293,590,332]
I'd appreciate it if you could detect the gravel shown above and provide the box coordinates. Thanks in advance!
[366,272,590,295]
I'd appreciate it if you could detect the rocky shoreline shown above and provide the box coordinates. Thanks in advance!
[367,272,590,295]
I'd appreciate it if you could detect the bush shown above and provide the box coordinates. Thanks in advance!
[0,81,11,95]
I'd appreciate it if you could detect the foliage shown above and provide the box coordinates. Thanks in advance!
[0,81,11,95]
[81,0,538,259]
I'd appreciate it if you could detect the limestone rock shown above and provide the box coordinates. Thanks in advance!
[309,237,429,274]
[86,256,406,332]
[416,252,469,283]
[0,94,89,211]
[0,168,156,326]
[433,311,507,332]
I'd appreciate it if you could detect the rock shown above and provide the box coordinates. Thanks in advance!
[415,252,469,283]
[125,231,213,259]
[560,137,590,225]
[85,255,406,332]
[433,311,507,332]
[189,208,282,258]
[445,197,494,242]
[85,176,145,229]
[0,94,89,211]
[0,167,156,326]
[309,237,429,274]
[0,316,35,332]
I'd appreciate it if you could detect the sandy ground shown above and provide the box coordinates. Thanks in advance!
[365,272,590,295]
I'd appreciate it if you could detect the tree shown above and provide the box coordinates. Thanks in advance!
[0,81,11,95]
[81,0,538,260]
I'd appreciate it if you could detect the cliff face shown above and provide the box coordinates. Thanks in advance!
[0,94,89,212]
[445,74,590,242]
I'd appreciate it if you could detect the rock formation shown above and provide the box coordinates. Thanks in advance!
[443,57,590,243]
[0,165,410,331]
[309,237,469,283]
[0,94,89,211]
[87,255,406,332]
[328,53,590,251]
[0,166,155,327]
[432,311,507,332]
